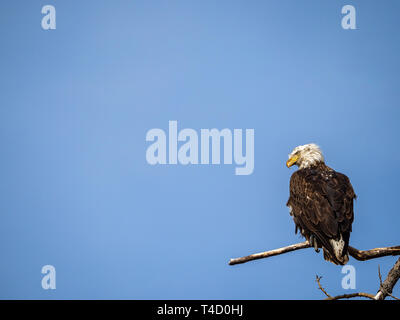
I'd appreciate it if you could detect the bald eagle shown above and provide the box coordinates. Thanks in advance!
[286,144,356,265]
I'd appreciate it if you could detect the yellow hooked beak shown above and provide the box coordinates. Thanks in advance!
[286,155,299,168]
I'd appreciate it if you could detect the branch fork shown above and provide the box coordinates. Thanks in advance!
[228,241,400,300]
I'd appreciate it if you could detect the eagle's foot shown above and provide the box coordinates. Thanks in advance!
[309,235,320,253]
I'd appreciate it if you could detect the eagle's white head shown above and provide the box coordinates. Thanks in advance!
[286,143,324,169]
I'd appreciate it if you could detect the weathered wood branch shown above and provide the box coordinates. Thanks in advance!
[229,241,400,300]
[374,258,400,300]
[315,263,400,301]
[228,241,400,265]
[348,246,400,261]
[228,241,310,265]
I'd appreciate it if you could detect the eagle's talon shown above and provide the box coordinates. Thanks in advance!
[310,235,320,253]
[309,235,314,247]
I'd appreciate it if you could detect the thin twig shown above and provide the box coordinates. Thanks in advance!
[325,292,376,300]
[315,276,332,298]
[316,275,375,300]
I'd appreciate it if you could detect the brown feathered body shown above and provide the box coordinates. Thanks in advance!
[287,162,356,265]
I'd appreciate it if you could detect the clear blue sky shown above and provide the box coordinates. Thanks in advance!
[0,0,399,299]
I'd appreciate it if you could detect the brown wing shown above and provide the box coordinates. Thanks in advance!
[287,165,356,263]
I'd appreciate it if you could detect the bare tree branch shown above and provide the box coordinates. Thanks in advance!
[228,241,400,265]
[228,241,310,265]
[374,258,400,300]
[348,246,400,261]
[315,275,375,300]
[326,292,376,300]
[327,293,376,300]
[229,241,400,300]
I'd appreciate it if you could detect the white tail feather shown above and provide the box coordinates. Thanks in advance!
[329,235,349,264]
